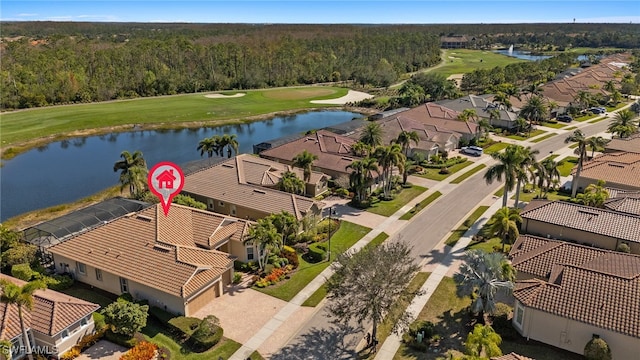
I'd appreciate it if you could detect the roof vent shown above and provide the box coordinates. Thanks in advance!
[136,215,152,222]
[253,189,266,194]
[608,163,625,168]
[153,244,172,251]
[222,164,235,168]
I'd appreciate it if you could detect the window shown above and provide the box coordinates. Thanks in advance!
[120,277,129,293]
[76,262,86,275]
[207,199,214,209]
[95,268,103,281]
[61,329,69,339]
[230,205,237,215]
[515,302,525,329]
[219,201,225,206]
[80,316,88,327]
[246,247,254,261]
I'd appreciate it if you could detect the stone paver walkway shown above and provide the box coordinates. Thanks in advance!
[77,340,127,360]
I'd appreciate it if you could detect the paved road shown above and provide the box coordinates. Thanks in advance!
[271,118,613,359]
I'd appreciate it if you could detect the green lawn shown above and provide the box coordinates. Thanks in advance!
[363,272,431,359]
[588,116,608,123]
[541,122,567,129]
[530,133,557,143]
[256,221,371,301]
[444,205,490,247]
[494,187,504,198]
[429,49,526,77]
[511,187,572,203]
[450,164,486,184]
[368,185,428,216]
[504,129,546,140]
[575,113,597,122]
[467,236,505,253]
[483,142,509,155]
[1,86,349,148]
[565,126,577,131]
[393,277,583,360]
[400,191,442,220]
[545,154,559,161]
[568,143,579,149]
[60,286,116,308]
[301,232,389,307]
[419,161,472,181]
[557,156,579,176]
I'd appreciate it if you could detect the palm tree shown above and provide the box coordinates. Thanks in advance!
[477,119,492,141]
[113,150,148,197]
[359,122,383,148]
[487,108,501,128]
[351,141,372,157]
[519,95,547,137]
[489,207,522,252]
[565,130,588,198]
[0,279,47,360]
[221,134,239,158]
[278,171,305,195]
[464,324,503,358]
[608,109,639,138]
[513,146,539,208]
[587,136,610,159]
[603,80,616,93]
[484,144,525,207]
[537,157,563,197]
[514,117,528,134]
[454,249,515,322]
[292,150,319,183]
[373,144,405,199]
[493,92,512,111]
[578,180,610,208]
[347,157,378,202]
[523,81,542,99]
[574,90,592,111]
[248,218,281,271]
[197,137,218,158]
[393,130,419,156]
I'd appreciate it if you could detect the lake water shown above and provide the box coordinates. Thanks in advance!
[1,110,362,221]
[494,49,552,61]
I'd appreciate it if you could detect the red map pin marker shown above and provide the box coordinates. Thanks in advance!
[148,161,185,216]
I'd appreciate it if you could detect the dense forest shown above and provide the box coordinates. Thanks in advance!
[1,22,639,110]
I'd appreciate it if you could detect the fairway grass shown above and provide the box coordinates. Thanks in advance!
[430,49,526,77]
[1,86,351,153]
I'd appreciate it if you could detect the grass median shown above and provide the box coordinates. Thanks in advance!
[444,205,490,247]
[400,191,442,220]
[367,185,428,216]
[530,132,557,143]
[419,161,472,181]
[450,164,486,184]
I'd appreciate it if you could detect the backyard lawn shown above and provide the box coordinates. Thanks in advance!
[368,185,428,216]
[256,221,371,301]
[419,161,472,181]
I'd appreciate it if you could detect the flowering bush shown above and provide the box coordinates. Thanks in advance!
[119,341,158,360]
[254,265,294,288]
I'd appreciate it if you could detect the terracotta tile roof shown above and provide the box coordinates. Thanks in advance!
[0,274,99,339]
[237,154,326,187]
[510,235,640,279]
[398,102,478,136]
[605,133,640,153]
[183,155,322,220]
[605,187,640,199]
[491,353,534,360]
[513,264,640,338]
[520,200,640,244]
[48,204,236,299]
[259,130,359,176]
[573,151,640,190]
[604,197,640,216]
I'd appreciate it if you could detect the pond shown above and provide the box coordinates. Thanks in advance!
[494,49,552,61]
[1,110,362,221]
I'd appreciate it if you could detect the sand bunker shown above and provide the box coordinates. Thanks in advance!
[310,90,373,105]
[204,93,246,99]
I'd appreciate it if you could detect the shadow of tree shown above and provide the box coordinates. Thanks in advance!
[270,324,359,360]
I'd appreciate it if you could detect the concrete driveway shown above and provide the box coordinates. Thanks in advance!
[76,340,127,360]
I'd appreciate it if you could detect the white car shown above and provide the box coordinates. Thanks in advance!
[461,146,483,156]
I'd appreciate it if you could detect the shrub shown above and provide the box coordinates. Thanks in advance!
[335,188,349,198]
[403,320,435,351]
[188,315,224,352]
[281,247,299,269]
[120,340,158,360]
[40,273,74,290]
[233,272,242,284]
[304,244,326,263]
[168,316,201,336]
[11,263,36,281]
[117,292,135,303]
[93,312,107,330]
[617,243,631,253]
[59,347,81,360]
[491,303,519,341]
[439,167,450,174]
[584,337,612,360]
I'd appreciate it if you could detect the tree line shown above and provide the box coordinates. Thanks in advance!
[0,25,441,109]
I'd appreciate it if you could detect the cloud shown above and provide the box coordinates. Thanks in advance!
[17,13,38,17]
[45,15,120,22]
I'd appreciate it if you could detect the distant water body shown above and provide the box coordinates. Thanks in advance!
[1,110,362,221]
[494,49,552,61]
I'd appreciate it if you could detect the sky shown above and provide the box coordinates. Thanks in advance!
[1,1,639,24]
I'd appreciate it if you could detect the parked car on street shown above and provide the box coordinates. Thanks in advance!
[557,115,573,123]
[461,146,483,156]
[588,107,607,114]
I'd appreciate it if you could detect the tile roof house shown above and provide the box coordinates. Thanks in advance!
[571,151,640,192]
[604,196,640,216]
[520,200,640,254]
[182,154,325,221]
[48,204,249,316]
[400,102,479,142]
[259,130,361,179]
[604,132,640,153]
[509,235,640,360]
[438,94,520,130]
[0,274,100,359]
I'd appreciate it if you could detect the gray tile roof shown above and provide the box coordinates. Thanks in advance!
[520,201,640,244]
